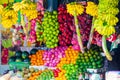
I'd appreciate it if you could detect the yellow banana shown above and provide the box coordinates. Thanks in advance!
[0,5,3,14]
[86,1,98,16]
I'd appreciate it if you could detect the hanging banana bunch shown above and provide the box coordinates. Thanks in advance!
[86,1,98,17]
[0,3,18,29]
[94,0,119,61]
[86,1,98,49]
[67,2,85,53]
[13,0,37,21]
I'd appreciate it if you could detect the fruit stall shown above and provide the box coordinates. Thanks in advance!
[0,0,120,80]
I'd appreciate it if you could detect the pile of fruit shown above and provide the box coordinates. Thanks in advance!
[76,47,103,73]
[55,69,66,80]
[57,46,79,69]
[42,11,59,48]
[43,46,67,67]
[62,64,79,80]
[28,19,37,45]
[20,67,40,80]
[29,50,45,66]
[78,13,92,43]
[58,4,74,46]
[1,0,120,80]
[27,69,42,80]
[36,69,54,80]
[8,50,30,63]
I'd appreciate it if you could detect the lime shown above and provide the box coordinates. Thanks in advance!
[53,11,57,15]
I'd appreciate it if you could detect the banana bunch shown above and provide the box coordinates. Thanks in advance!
[99,0,119,7]
[105,8,119,15]
[13,0,37,20]
[98,5,119,15]
[1,10,18,29]
[67,2,84,16]
[94,0,119,36]
[94,20,115,36]
[12,2,29,11]
[21,9,37,20]
[97,14,119,26]
[0,5,3,14]
[86,2,98,17]
[21,2,37,20]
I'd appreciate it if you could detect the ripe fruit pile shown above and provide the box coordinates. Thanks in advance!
[9,50,30,63]
[29,50,45,66]
[71,33,80,50]
[27,69,42,80]
[29,19,37,44]
[94,0,119,36]
[57,46,79,69]
[21,67,38,80]
[92,31,102,46]
[43,46,67,67]
[78,13,92,43]
[42,11,59,48]
[76,47,103,73]
[62,64,79,80]
[55,69,66,80]
[1,48,9,64]
[36,69,54,80]
[58,4,74,46]
[53,68,61,78]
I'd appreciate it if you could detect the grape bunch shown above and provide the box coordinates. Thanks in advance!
[42,11,59,48]
[58,4,74,46]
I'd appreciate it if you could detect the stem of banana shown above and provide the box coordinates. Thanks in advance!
[28,21,31,34]
[87,18,95,49]
[102,36,112,61]
[21,15,28,47]
[21,15,27,34]
[74,14,84,53]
